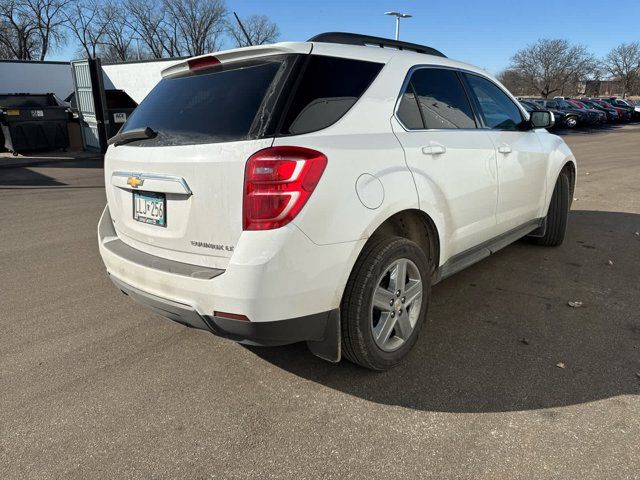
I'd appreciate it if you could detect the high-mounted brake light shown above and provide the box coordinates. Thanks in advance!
[243,146,327,231]
[187,56,221,71]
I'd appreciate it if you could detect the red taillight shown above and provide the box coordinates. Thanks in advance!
[187,56,220,71]
[243,146,327,231]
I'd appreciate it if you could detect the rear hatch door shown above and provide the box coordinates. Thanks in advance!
[104,44,310,269]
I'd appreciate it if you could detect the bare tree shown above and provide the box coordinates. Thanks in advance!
[0,0,68,60]
[0,0,277,62]
[0,21,14,57]
[602,42,640,98]
[496,69,530,97]
[510,39,596,98]
[0,0,40,59]
[164,0,226,56]
[228,13,279,48]
[100,1,135,61]
[125,0,169,58]
[162,13,184,57]
[24,0,70,59]
[64,0,109,58]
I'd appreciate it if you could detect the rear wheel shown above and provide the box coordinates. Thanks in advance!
[341,236,430,371]
[532,171,569,246]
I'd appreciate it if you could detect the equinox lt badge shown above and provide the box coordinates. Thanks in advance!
[191,241,234,252]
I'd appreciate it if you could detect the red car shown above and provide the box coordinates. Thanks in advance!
[568,100,607,123]
[589,99,632,122]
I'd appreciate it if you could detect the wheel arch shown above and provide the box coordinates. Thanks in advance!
[544,136,577,213]
[364,208,441,278]
[546,155,576,213]
[562,160,576,203]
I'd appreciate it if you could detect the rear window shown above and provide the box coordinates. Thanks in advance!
[120,56,294,146]
[279,56,383,135]
[119,54,383,146]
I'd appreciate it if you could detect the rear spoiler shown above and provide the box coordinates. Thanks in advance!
[161,42,312,78]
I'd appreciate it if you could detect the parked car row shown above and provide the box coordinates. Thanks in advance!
[517,96,640,129]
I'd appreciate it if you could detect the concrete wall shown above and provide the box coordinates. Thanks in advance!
[0,60,74,99]
[102,59,183,104]
[0,58,183,105]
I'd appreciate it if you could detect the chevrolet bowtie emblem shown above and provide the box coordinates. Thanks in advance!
[127,176,144,188]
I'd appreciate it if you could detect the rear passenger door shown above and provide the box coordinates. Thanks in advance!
[462,73,548,232]
[391,67,499,258]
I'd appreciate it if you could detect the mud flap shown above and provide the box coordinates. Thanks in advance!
[306,309,341,362]
[528,218,547,238]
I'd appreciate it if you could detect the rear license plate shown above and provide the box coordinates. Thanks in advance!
[133,191,166,227]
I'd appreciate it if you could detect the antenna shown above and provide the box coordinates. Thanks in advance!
[233,12,253,47]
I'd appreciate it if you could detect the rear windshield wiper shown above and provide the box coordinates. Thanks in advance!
[108,127,157,147]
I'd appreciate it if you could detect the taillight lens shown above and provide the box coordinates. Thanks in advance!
[243,146,327,230]
[187,56,220,71]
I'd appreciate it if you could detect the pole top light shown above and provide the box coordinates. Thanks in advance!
[385,11,412,18]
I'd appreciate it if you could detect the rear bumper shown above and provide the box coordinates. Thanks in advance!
[98,204,360,358]
[110,274,337,347]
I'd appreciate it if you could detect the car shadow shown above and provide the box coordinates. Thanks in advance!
[0,167,67,187]
[555,123,622,135]
[246,210,640,413]
[556,120,640,135]
[0,158,104,188]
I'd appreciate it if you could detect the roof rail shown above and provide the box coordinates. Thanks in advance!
[307,32,446,58]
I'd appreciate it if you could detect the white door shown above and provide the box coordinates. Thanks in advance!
[391,67,499,258]
[463,73,549,231]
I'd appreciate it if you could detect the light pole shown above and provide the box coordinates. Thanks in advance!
[133,37,141,61]
[385,11,412,40]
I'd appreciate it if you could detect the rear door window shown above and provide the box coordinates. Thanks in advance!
[120,55,296,146]
[397,68,477,129]
[397,90,424,129]
[279,56,383,135]
[464,74,524,130]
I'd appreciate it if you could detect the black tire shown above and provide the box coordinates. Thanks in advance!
[341,236,431,371]
[565,116,578,129]
[533,171,569,246]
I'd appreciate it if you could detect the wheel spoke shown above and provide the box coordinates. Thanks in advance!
[373,287,393,311]
[374,312,396,346]
[395,313,413,340]
[391,259,407,294]
[403,280,422,309]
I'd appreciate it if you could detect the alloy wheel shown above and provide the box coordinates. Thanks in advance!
[370,258,423,352]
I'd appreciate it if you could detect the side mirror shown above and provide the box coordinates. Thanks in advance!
[530,110,554,129]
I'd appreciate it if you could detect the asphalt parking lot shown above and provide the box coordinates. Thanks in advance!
[1,125,639,479]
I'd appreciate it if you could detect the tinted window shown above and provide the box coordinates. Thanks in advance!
[520,102,533,112]
[465,74,524,130]
[281,56,383,135]
[404,68,476,129]
[120,56,291,146]
[397,90,424,129]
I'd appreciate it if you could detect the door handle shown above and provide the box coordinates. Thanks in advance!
[498,144,512,154]
[421,143,447,155]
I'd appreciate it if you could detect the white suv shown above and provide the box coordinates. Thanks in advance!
[98,33,576,370]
